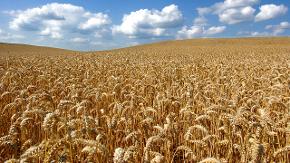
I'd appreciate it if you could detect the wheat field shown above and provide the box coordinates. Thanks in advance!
[0,37,289,162]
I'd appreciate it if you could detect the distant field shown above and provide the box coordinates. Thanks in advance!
[0,43,76,56]
[0,37,289,162]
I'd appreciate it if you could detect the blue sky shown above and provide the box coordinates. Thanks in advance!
[0,0,289,50]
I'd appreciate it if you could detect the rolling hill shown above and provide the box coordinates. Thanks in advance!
[0,42,76,56]
[1,37,289,57]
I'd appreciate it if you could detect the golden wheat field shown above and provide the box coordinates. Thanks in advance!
[0,37,289,163]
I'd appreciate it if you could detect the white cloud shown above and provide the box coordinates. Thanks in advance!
[177,26,203,39]
[8,3,111,39]
[70,37,89,43]
[39,25,62,39]
[219,6,255,24]
[265,21,290,35]
[255,4,288,22]
[236,30,271,36]
[0,28,24,40]
[197,0,258,15]
[204,26,226,35]
[220,0,259,9]
[79,13,111,30]
[177,25,226,39]
[194,17,207,25]
[196,0,259,24]
[238,21,290,36]
[250,31,271,36]
[113,4,183,38]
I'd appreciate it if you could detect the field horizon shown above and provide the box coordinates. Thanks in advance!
[1,36,289,55]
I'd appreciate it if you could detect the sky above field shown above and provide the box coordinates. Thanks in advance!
[0,0,289,50]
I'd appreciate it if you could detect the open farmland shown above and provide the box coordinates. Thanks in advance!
[0,43,75,57]
[0,37,289,162]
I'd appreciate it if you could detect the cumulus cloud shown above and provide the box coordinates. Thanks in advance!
[113,4,183,38]
[8,3,111,39]
[177,26,203,39]
[265,21,290,35]
[197,1,288,24]
[204,26,227,35]
[0,28,24,40]
[238,21,290,36]
[253,32,271,36]
[194,17,208,26]
[220,0,258,8]
[79,13,111,30]
[70,37,89,43]
[255,4,288,22]
[196,0,259,24]
[177,25,226,39]
[219,6,255,24]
